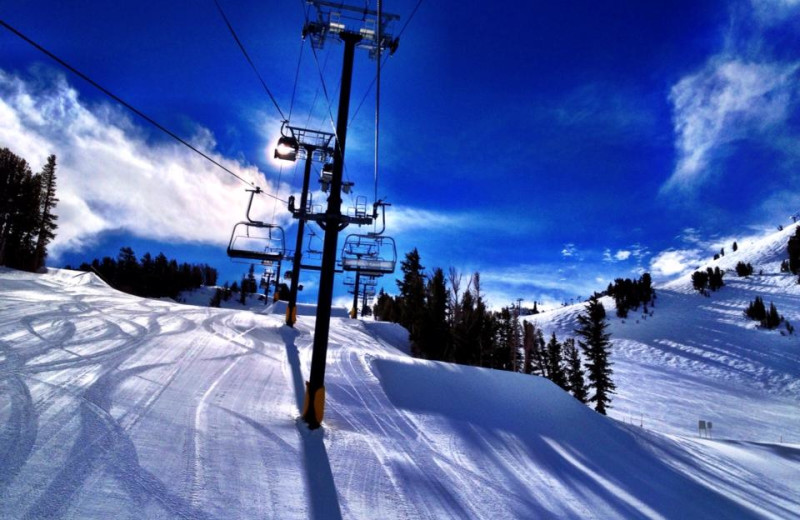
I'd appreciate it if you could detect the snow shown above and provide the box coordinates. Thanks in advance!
[531,223,800,445]
[1,224,799,519]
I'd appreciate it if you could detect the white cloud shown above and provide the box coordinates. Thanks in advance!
[664,59,798,191]
[615,250,631,261]
[561,243,577,258]
[0,69,291,258]
[750,0,800,24]
[649,249,704,278]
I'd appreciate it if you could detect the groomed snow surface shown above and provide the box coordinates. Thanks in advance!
[1,225,800,519]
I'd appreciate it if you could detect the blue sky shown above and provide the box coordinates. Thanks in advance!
[2,0,799,310]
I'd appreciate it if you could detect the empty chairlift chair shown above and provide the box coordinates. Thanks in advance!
[340,234,397,276]
[227,188,286,263]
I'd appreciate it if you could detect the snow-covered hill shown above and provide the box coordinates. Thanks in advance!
[532,223,800,444]
[1,249,799,518]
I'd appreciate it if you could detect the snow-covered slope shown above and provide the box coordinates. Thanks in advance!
[1,266,799,518]
[532,224,800,445]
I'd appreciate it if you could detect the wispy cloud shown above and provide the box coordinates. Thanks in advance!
[663,2,800,193]
[0,69,291,258]
[561,243,577,258]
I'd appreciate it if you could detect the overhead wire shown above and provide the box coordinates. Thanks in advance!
[0,18,293,202]
[349,0,424,125]
[374,0,382,210]
[296,0,357,208]
[213,0,287,122]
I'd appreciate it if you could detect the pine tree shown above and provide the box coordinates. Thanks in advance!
[522,321,534,374]
[0,148,41,270]
[691,270,709,294]
[239,276,247,305]
[789,228,800,274]
[575,294,615,415]
[532,328,548,376]
[33,154,58,271]
[763,303,782,329]
[419,268,449,361]
[545,333,569,391]
[563,337,588,403]
[732,241,738,252]
[397,248,426,344]
[209,288,223,307]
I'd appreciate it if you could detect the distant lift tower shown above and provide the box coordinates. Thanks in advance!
[275,123,335,326]
[300,0,400,429]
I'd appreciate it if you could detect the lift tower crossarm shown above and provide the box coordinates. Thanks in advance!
[308,0,400,20]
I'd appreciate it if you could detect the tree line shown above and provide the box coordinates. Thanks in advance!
[68,247,217,299]
[373,249,616,415]
[0,148,59,272]
[604,274,655,318]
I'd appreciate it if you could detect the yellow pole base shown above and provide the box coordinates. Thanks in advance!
[302,382,325,428]
[286,305,297,326]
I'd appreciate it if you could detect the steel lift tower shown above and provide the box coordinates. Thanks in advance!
[300,0,400,429]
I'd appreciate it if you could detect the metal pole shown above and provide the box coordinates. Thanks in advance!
[303,32,360,429]
[274,260,282,302]
[360,282,368,317]
[286,149,314,325]
[350,269,361,319]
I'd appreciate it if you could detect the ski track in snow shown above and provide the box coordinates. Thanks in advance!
[0,261,799,518]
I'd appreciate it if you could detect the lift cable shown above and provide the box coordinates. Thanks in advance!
[374,0,382,208]
[288,37,306,121]
[349,0,425,126]
[213,0,287,122]
[0,19,292,201]
[296,0,358,207]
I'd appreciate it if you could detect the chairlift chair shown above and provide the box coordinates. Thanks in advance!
[227,222,285,262]
[227,188,286,263]
[340,234,397,276]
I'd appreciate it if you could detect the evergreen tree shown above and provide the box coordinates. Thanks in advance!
[397,248,426,344]
[522,321,534,374]
[763,302,783,329]
[789,227,800,274]
[735,262,754,277]
[0,148,42,270]
[418,268,450,360]
[575,294,615,415]
[239,276,247,304]
[563,337,588,403]
[532,328,548,377]
[116,247,139,293]
[493,307,521,371]
[209,288,223,307]
[708,267,724,291]
[33,154,58,271]
[691,270,709,294]
[545,333,569,390]
[732,241,738,252]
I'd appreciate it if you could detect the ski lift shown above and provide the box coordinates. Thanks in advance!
[306,230,323,259]
[348,196,368,219]
[340,234,396,275]
[227,188,285,262]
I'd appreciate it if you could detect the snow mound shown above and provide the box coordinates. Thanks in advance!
[42,267,110,288]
